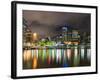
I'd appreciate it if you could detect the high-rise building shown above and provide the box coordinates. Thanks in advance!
[23,27,33,43]
[61,26,80,45]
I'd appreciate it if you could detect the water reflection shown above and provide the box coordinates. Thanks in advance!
[66,49,71,61]
[87,49,91,60]
[73,48,80,66]
[23,50,32,69]
[23,46,91,69]
[81,48,85,60]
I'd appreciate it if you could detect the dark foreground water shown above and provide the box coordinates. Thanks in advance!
[23,46,91,69]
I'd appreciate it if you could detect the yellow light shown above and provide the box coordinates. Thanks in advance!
[33,33,37,36]
[73,42,79,45]
[33,33,38,41]
[68,41,72,44]
[23,50,32,61]
[32,56,38,69]
[64,41,72,44]
[64,41,68,44]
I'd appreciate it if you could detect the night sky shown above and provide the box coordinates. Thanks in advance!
[23,10,90,38]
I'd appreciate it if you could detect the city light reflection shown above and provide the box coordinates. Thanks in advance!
[32,55,38,69]
[23,50,32,61]
[66,49,72,61]
[23,10,91,69]
[23,46,91,69]
[87,49,91,61]
[73,48,79,66]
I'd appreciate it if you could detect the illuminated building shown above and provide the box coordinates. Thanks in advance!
[61,26,80,45]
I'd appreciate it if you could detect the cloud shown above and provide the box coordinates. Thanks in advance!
[23,10,90,38]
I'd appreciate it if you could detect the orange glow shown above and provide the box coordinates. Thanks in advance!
[33,33,38,41]
[64,41,72,44]
[23,50,27,61]
[73,42,79,45]
[68,42,72,44]
[23,50,32,61]
[64,41,79,44]
[32,56,38,69]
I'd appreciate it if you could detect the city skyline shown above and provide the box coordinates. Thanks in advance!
[22,10,91,69]
[23,10,90,39]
